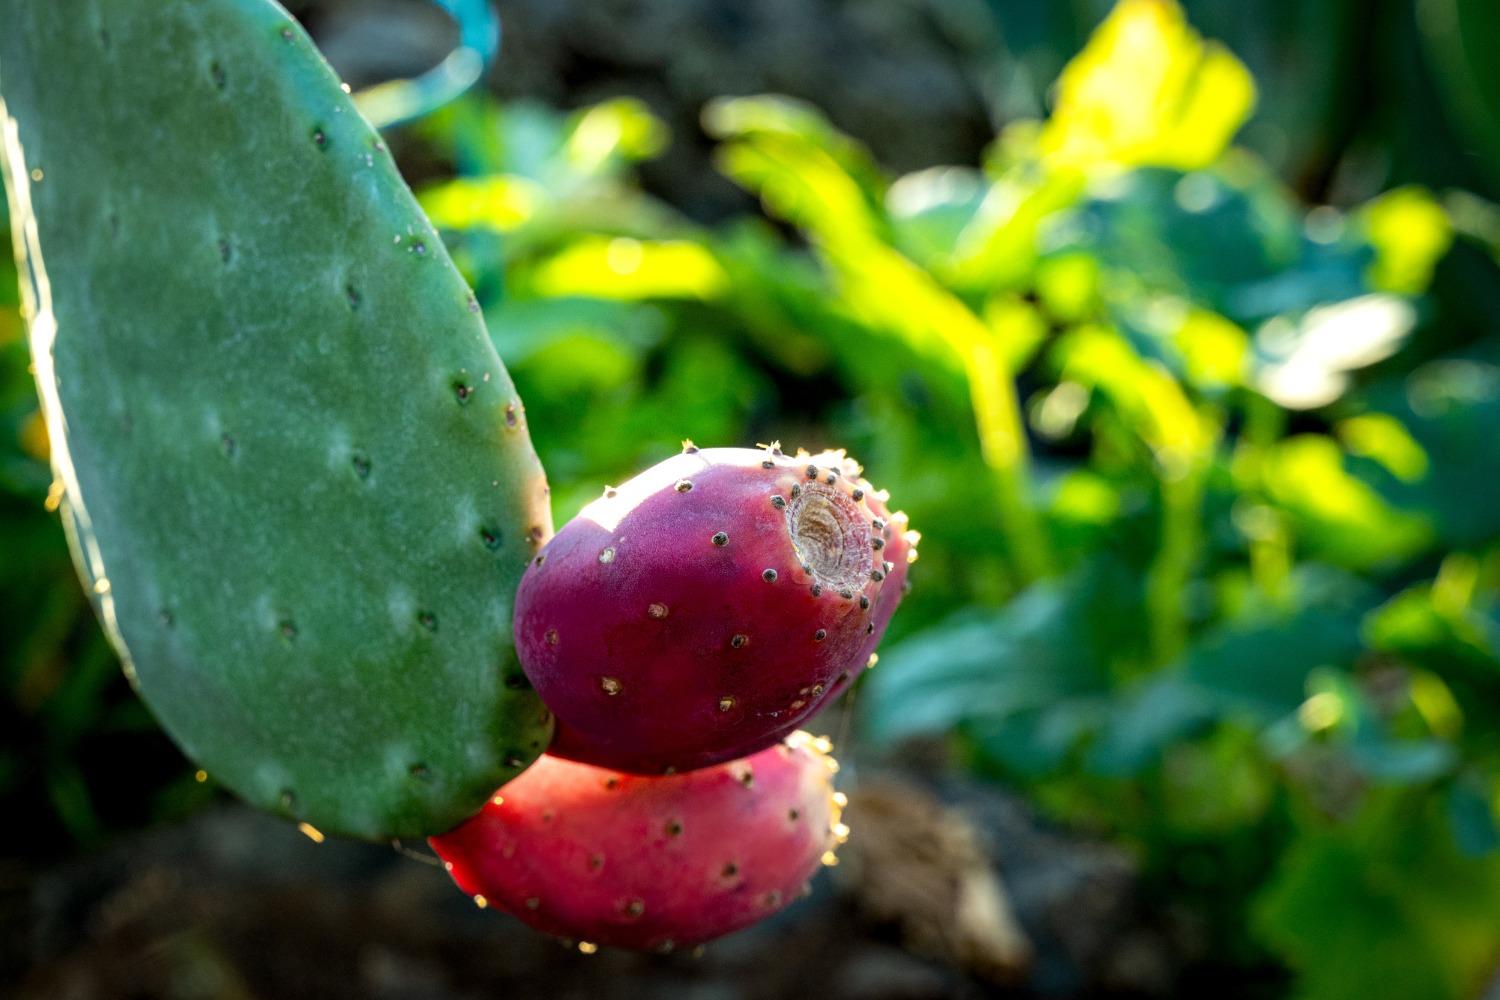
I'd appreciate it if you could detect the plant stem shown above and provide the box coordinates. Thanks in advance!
[964,333,1054,585]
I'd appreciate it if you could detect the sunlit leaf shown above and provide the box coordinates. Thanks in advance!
[565,98,670,175]
[1038,0,1256,172]
[1250,435,1432,569]
[1337,413,1429,484]
[1360,186,1453,295]
[1054,323,1213,469]
[528,237,729,301]
[420,175,545,232]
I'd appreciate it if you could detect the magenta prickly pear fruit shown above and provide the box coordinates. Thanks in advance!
[429,732,847,951]
[514,444,917,773]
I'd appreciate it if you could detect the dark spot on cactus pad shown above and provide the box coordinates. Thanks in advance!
[788,808,800,821]
[871,569,885,582]
[466,293,481,314]
[452,381,473,403]
[279,26,295,41]
[504,672,530,690]
[504,403,519,428]
[620,898,646,919]
[674,478,693,493]
[98,27,111,49]
[761,460,775,469]
[408,763,431,781]
[279,789,297,811]
[417,611,437,631]
[762,568,778,582]
[711,531,729,547]
[730,633,748,649]
[762,890,783,907]
[859,595,871,609]
[588,853,604,870]
[344,282,362,310]
[159,609,174,628]
[826,473,837,484]
[528,526,544,545]
[839,589,853,600]
[408,238,427,256]
[107,212,119,238]
[866,622,875,634]
[770,494,786,508]
[544,628,558,646]
[209,61,227,90]
[665,819,683,837]
[853,488,865,501]
[479,526,502,551]
[811,584,822,597]
[682,439,699,454]
[872,537,885,550]
[814,628,827,641]
[603,776,620,790]
[872,518,886,531]
[806,465,818,478]
[721,862,739,878]
[790,484,802,498]
[216,237,232,264]
[277,618,297,641]
[525,897,541,910]
[505,752,526,768]
[311,127,327,150]
[351,452,371,480]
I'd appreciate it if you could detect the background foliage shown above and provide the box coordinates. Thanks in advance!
[5,0,1500,995]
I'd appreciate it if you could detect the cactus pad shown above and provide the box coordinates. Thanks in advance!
[0,0,553,839]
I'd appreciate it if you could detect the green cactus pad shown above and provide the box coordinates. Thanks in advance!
[0,0,553,839]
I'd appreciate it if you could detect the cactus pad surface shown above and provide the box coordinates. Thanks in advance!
[0,0,553,839]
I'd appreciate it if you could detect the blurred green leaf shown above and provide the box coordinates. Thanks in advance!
[1358,355,1500,547]
[1255,795,1500,1000]
[863,559,1145,751]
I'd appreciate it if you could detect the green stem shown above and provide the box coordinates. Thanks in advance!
[963,335,1054,585]
[1145,456,1207,667]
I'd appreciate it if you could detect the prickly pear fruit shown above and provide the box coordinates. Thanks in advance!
[429,732,847,951]
[514,444,914,774]
[0,0,553,839]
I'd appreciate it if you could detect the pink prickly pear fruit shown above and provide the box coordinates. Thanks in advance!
[428,732,847,952]
[513,443,917,774]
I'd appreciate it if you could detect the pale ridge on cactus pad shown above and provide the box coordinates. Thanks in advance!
[0,0,554,839]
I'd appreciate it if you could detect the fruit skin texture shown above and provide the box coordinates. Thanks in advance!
[429,733,845,951]
[0,0,553,839]
[514,445,915,774]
